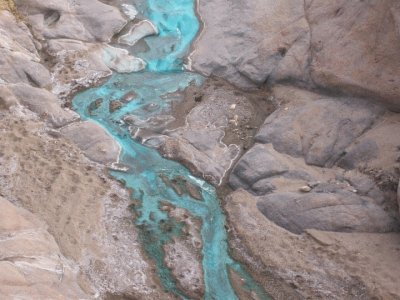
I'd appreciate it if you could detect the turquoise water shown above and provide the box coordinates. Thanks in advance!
[73,1,269,299]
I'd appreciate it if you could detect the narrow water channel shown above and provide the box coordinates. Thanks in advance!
[73,1,270,299]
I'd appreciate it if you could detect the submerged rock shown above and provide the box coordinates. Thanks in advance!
[109,100,123,113]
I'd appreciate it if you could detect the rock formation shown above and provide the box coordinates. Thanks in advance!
[0,1,172,298]
[0,0,399,299]
[192,0,400,111]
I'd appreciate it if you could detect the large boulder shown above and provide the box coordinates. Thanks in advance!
[60,121,120,164]
[0,49,51,87]
[225,189,400,299]
[191,0,309,89]
[47,39,146,96]
[0,11,51,88]
[0,196,89,299]
[229,143,290,192]
[338,112,400,172]
[307,0,400,111]
[14,0,127,42]
[159,136,239,186]
[0,10,39,59]
[255,88,384,167]
[257,191,399,234]
[192,0,400,110]
[5,83,77,127]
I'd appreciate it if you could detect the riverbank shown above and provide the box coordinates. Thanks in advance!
[1,0,399,299]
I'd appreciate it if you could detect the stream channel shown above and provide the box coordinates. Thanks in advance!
[73,0,270,299]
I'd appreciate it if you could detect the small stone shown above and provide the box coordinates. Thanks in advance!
[299,186,312,193]
[230,104,236,110]
[108,162,130,172]
[88,98,103,115]
[121,91,137,103]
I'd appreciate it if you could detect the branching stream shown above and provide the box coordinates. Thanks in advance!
[73,0,270,298]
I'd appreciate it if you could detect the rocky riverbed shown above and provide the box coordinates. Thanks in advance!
[0,0,399,299]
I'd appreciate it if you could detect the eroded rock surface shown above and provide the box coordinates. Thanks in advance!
[193,0,400,110]
[0,116,172,299]
[6,83,77,127]
[255,90,384,167]
[60,120,121,164]
[191,0,309,89]
[0,196,89,299]
[0,5,174,298]
[229,85,400,234]
[226,190,400,299]
[0,10,51,88]
[257,191,398,234]
[143,79,271,185]
[14,0,127,42]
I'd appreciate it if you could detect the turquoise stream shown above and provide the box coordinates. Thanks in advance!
[73,1,269,299]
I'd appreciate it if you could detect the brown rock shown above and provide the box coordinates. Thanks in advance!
[121,91,137,103]
[308,0,400,111]
[60,120,120,164]
[0,196,89,299]
[226,189,400,299]
[109,100,123,113]
[193,0,400,110]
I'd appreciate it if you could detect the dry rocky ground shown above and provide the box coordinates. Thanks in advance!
[0,0,399,299]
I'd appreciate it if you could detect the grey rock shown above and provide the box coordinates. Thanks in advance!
[160,136,239,186]
[193,0,400,110]
[14,0,127,42]
[0,11,51,87]
[250,179,276,196]
[255,96,384,167]
[257,192,399,234]
[343,171,385,206]
[337,112,400,173]
[229,143,317,195]
[7,83,77,128]
[337,140,380,170]
[60,121,120,164]
[0,85,17,110]
[307,0,400,111]
[0,11,39,58]
[102,45,146,73]
[141,80,258,186]
[47,39,145,97]
[229,143,289,190]
[0,49,51,88]
[191,0,310,89]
